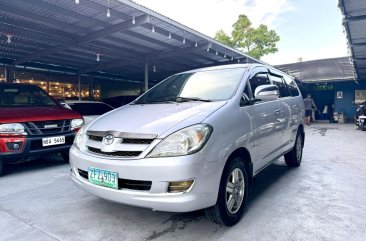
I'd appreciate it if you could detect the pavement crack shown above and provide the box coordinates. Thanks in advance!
[0,209,61,241]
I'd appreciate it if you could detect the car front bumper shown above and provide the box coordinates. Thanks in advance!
[69,146,222,212]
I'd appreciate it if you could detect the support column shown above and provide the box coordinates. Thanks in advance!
[78,75,81,100]
[144,62,149,92]
[88,77,94,101]
[5,66,15,83]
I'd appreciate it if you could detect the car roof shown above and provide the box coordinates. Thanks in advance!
[180,63,264,74]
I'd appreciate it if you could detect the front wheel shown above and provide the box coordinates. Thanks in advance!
[285,131,303,167]
[205,157,249,226]
[0,159,3,176]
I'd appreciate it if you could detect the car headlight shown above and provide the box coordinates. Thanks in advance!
[73,126,85,150]
[0,123,27,136]
[71,118,84,130]
[147,124,213,158]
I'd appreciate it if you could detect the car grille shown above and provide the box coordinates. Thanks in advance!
[78,169,152,191]
[24,120,71,136]
[88,135,154,144]
[87,147,142,157]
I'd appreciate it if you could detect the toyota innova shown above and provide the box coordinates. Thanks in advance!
[70,64,305,226]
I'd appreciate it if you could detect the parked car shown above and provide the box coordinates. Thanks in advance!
[0,83,83,176]
[64,100,114,125]
[102,95,139,108]
[355,101,366,130]
[70,64,305,226]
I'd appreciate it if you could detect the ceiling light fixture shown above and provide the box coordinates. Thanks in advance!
[182,37,186,44]
[216,51,218,55]
[96,53,101,62]
[6,33,13,44]
[224,54,226,58]
[231,57,234,61]
[168,32,172,39]
[75,0,79,4]
[152,25,155,33]
[195,42,198,47]
[132,16,136,24]
[153,65,156,72]
[107,0,111,17]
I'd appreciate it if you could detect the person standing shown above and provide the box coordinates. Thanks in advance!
[304,94,317,125]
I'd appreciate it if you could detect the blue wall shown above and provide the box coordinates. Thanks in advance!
[334,81,366,118]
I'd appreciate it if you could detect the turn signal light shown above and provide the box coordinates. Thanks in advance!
[168,180,194,193]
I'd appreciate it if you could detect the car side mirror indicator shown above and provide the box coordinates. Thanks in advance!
[254,84,280,101]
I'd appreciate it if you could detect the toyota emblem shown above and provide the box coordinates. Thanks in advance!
[103,134,115,145]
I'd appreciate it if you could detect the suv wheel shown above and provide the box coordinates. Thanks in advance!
[205,157,249,226]
[0,159,3,176]
[61,151,70,162]
[285,131,303,167]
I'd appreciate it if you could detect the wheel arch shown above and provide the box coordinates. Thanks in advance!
[225,147,253,185]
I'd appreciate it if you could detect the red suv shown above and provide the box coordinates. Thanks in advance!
[0,83,83,176]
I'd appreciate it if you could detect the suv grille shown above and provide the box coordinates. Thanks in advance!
[88,135,154,145]
[24,120,71,135]
[78,169,151,191]
[88,147,142,157]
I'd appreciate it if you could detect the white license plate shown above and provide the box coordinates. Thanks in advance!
[88,167,118,189]
[42,136,65,147]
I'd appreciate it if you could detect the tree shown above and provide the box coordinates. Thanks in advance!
[214,15,280,59]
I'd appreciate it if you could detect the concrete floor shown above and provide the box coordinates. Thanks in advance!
[0,123,366,241]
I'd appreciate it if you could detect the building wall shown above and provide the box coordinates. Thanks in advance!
[334,81,366,119]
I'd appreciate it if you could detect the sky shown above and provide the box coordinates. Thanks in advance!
[132,0,349,65]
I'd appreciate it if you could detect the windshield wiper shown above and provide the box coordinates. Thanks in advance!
[176,97,212,102]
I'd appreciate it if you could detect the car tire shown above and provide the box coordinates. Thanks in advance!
[285,130,303,167]
[361,122,366,131]
[61,151,70,162]
[205,157,249,226]
[0,159,3,176]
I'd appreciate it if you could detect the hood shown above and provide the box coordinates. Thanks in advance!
[0,106,82,123]
[88,101,226,137]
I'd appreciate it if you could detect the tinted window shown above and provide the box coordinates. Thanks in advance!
[283,76,300,96]
[0,84,56,107]
[249,73,270,97]
[269,74,291,97]
[135,68,246,104]
[68,103,113,116]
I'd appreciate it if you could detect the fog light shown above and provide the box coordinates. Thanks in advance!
[168,180,194,193]
[5,142,23,151]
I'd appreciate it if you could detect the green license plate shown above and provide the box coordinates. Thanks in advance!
[88,167,118,189]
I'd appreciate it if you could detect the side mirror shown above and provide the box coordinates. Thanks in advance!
[254,84,280,101]
[240,93,251,106]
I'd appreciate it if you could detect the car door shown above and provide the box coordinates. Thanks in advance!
[268,71,292,152]
[247,68,282,172]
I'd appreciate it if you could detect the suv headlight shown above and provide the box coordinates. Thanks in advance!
[0,123,27,136]
[147,124,213,158]
[73,126,85,150]
[71,118,84,130]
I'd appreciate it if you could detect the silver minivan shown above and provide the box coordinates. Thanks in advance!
[70,64,305,226]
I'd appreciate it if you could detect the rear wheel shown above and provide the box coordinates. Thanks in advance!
[205,157,249,226]
[61,151,70,162]
[285,131,303,167]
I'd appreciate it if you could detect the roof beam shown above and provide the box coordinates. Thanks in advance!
[343,14,366,22]
[14,14,149,65]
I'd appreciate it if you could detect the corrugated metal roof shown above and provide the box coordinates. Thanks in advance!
[277,57,355,83]
[339,0,366,80]
[0,0,265,83]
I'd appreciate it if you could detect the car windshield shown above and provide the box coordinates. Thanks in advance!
[0,85,56,107]
[134,68,246,104]
[68,102,113,116]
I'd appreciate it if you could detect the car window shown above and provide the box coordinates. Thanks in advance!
[135,68,246,104]
[68,103,113,116]
[269,74,291,98]
[283,75,300,96]
[0,85,56,107]
[248,72,270,97]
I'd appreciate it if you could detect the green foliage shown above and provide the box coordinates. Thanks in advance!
[214,15,280,59]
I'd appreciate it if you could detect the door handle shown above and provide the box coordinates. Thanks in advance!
[293,104,298,108]
[274,109,281,115]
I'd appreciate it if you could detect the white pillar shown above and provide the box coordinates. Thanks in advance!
[144,62,149,92]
